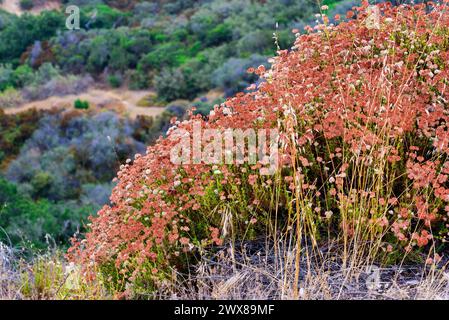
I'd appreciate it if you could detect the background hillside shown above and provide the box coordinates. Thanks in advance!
[0,0,354,250]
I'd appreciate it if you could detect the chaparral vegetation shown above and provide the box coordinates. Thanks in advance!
[3,0,449,300]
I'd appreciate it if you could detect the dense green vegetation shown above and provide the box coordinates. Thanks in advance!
[0,109,42,168]
[0,0,353,102]
[0,176,92,250]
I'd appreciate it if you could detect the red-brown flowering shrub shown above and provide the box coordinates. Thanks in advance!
[69,2,449,295]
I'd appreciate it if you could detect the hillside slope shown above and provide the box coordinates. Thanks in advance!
[2,89,165,119]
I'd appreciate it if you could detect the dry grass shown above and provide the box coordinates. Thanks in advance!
[2,240,448,300]
[0,243,20,299]
[161,240,449,300]
[0,243,110,300]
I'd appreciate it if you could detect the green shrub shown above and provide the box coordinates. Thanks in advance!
[0,109,42,168]
[154,68,190,102]
[30,171,53,198]
[19,0,34,11]
[0,64,14,91]
[127,70,149,90]
[0,11,64,64]
[0,87,23,108]
[12,65,34,88]
[0,178,91,249]
[205,23,233,46]
[74,99,89,110]
[79,4,128,29]
[107,74,122,88]
[138,42,186,71]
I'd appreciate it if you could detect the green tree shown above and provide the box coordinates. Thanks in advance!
[0,11,64,65]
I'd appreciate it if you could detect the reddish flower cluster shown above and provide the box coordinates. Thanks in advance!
[69,2,449,290]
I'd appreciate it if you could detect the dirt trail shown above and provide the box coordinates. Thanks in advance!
[2,89,166,119]
[0,0,60,15]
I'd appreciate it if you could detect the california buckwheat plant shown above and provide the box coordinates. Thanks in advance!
[69,2,449,297]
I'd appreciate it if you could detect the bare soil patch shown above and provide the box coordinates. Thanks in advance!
[2,89,166,119]
[0,0,60,15]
